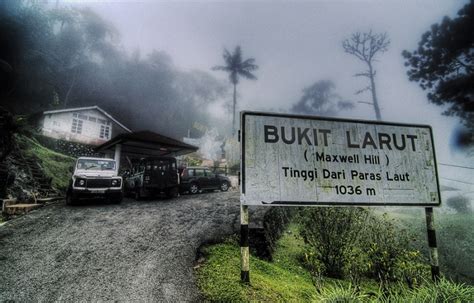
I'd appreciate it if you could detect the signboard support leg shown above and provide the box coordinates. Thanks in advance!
[240,204,250,283]
[425,207,440,282]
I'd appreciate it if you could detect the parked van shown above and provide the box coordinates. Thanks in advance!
[124,157,179,199]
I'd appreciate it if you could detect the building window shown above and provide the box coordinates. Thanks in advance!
[100,125,111,139]
[88,116,97,122]
[71,118,83,134]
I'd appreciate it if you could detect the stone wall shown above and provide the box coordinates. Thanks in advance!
[34,135,101,158]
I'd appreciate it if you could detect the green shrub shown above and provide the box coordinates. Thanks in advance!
[316,283,368,302]
[446,195,472,214]
[437,214,474,283]
[415,277,474,302]
[298,207,369,279]
[362,214,425,288]
[397,211,474,284]
[298,209,427,288]
[377,278,474,303]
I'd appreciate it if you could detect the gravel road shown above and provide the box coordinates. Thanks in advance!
[0,191,242,302]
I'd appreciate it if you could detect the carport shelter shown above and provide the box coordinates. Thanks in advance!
[95,130,198,170]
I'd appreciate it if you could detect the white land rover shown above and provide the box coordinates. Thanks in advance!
[66,157,123,205]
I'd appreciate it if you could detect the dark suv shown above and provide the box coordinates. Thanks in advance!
[180,167,231,194]
[124,157,179,199]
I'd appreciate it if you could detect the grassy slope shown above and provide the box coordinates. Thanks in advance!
[17,135,75,191]
[195,228,380,302]
[196,226,474,302]
[196,232,316,302]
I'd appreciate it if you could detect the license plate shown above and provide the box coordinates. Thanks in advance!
[90,189,105,194]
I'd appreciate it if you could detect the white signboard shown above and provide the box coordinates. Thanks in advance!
[240,111,441,206]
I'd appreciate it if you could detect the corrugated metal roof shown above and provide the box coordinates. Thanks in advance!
[95,131,199,157]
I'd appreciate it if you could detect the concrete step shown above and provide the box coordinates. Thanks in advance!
[3,203,42,216]
[37,196,64,204]
[1,198,17,212]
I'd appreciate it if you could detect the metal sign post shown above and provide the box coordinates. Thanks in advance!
[240,204,250,283]
[239,111,442,283]
[425,207,440,281]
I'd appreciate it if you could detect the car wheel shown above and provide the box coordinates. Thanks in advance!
[111,196,123,204]
[135,189,142,201]
[166,187,178,199]
[189,183,199,194]
[220,181,229,192]
[66,193,76,206]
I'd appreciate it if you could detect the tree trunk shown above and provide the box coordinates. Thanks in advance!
[368,64,382,121]
[64,70,77,109]
[232,83,237,136]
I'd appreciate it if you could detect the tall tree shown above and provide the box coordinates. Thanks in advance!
[291,80,353,116]
[342,30,390,121]
[0,1,226,139]
[402,1,474,140]
[212,46,258,135]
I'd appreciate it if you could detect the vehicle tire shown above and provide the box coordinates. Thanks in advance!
[220,181,229,192]
[135,189,142,201]
[111,196,123,204]
[66,193,76,206]
[166,186,178,199]
[189,183,200,194]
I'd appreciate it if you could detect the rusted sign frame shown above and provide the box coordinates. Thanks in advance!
[240,111,442,207]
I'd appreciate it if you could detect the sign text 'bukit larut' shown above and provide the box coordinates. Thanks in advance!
[241,112,441,207]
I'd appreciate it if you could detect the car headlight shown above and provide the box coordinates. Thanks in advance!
[74,178,86,187]
[111,179,121,187]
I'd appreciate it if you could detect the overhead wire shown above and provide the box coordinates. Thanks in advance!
[440,177,474,185]
[439,163,474,170]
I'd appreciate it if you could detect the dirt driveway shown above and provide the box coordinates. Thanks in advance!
[0,191,241,302]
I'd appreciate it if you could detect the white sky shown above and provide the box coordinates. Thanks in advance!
[63,0,473,196]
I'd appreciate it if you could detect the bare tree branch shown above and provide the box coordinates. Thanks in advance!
[342,30,390,121]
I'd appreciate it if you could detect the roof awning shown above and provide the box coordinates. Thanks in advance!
[95,130,198,158]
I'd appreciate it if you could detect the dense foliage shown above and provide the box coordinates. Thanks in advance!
[298,208,427,290]
[446,195,472,214]
[0,1,227,138]
[402,1,474,140]
[196,230,474,302]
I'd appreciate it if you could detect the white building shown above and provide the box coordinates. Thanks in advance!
[40,106,131,146]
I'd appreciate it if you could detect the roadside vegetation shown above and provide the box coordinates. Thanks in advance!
[16,134,75,191]
[196,209,474,302]
[384,208,474,284]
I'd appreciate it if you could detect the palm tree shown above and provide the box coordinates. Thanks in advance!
[213,46,258,135]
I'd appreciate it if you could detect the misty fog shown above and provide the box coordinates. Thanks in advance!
[1,0,472,194]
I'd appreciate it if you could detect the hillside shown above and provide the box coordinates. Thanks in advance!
[3,135,75,200]
[196,226,474,302]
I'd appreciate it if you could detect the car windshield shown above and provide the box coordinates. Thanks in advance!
[77,159,115,171]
